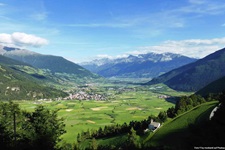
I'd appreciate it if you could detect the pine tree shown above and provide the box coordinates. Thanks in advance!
[126,127,141,149]
[90,138,98,150]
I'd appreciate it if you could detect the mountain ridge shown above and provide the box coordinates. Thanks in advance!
[147,47,225,91]
[0,45,100,79]
[80,52,197,78]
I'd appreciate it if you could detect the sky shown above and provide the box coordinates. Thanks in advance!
[0,0,225,62]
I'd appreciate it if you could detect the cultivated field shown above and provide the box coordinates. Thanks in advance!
[16,84,190,144]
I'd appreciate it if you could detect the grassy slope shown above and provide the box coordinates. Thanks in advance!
[145,101,218,148]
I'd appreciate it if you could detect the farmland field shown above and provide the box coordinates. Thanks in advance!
[15,84,191,144]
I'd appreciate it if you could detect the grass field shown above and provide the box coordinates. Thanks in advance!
[144,101,218,148]
[15,84,190,144]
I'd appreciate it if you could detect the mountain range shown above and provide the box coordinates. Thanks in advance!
[0,45,102,100]
[80,53,197,78]
[0,45,101,85]
[147,47,225,92]
[0,45,97,77]
[2,44,225,99]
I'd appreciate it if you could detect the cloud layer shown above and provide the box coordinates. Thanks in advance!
[129,37,225,58]
[0,32,48,48]
[94,37,225,61]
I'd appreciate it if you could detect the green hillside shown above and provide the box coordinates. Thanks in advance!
[196,76,225,96]
[148,47,225,92]
[3,48,99,78]
[0,55,31,66]
[0,56,67,100]
[145,101,218,149]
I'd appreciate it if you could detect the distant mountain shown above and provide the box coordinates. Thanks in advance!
[0,55,67,100]
[80,53,197,78]
[147,47,225,92]
[196,76,225,96]
[1,46,94,76]
[0,54,30,66]
[0,45,100,82]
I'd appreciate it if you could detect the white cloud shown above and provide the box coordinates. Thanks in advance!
[94,54,128,60]
[165,38,225,45]
[0,32,48,48]
[133,37,225,58]
[178,0,225,15]
[92,37,225,61]
[95,54,114,59]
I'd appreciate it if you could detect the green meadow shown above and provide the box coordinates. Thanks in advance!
[16,84,190,144]
[145,101,218,148]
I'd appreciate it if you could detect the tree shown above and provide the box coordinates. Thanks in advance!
[22,105,66,150]
[125,127,141,149]
[167,107,176,118]
[77,133,81,143]
[158,111,167,122]
[90,138,98,150]
[0,101,21,149]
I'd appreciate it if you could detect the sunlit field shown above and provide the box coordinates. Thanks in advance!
[16,84,190,144]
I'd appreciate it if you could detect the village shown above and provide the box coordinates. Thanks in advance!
[64,91,107,101]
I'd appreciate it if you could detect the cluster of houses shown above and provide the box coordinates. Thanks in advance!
[64,91,107,101]
[158,95,170,99]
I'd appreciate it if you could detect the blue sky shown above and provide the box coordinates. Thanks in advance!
[0,0,225,62]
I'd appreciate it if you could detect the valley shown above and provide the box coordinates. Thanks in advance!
[0,45,225,149]
[15,83,188,144]
[1,1,225,149]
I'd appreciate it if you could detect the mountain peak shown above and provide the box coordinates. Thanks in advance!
[0,45,99,79]
[0,45,39,56]
[80,52,197,78]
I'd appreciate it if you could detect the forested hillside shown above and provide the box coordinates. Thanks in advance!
[0,59,67,100]
[1,46,99,78]
[147,47,225,91]
[196,76,225,96]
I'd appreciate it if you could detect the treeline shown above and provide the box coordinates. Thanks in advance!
[167,93,220,118]
[0,102,65,150]
[78,112,167,140]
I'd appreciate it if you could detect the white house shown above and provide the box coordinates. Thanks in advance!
[149,119,161,131]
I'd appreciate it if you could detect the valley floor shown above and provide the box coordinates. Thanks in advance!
[15,83,191,144]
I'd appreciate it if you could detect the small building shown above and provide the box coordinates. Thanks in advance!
[149,119,160,131]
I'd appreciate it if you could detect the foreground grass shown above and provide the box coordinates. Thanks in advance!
[144,101,218,148]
